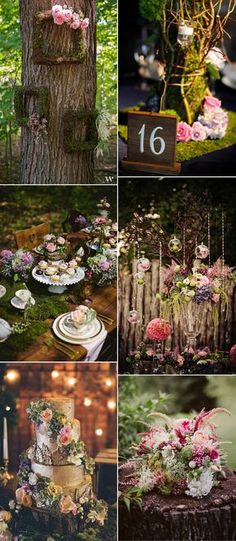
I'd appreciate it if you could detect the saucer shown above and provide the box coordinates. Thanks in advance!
[11,296,36,310]
[0,285,6,299]
[59,314,101,339]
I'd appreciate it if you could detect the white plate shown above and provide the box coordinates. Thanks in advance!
[0,285,6,299]
[52,315,104,345]
[59,314,101,339]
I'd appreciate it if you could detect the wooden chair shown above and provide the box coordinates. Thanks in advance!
[15,223,50,250]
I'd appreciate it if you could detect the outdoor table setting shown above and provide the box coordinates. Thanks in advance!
[0,199,117,362]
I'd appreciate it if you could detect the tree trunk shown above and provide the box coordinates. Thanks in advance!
[19,0,96,184]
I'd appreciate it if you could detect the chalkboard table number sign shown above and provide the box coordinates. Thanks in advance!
[121,111,181,175]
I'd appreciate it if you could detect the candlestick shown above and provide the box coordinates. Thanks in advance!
[3,417,9,461]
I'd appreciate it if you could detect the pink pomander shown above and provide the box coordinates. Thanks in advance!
[146,318,171,341]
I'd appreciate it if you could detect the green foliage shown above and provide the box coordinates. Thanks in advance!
[139,0,165,21]
[119,378,170,459]
[96,0,117,114]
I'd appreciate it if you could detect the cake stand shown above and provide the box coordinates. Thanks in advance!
[32,267,85,294]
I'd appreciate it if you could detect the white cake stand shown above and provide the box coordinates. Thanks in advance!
[32,267,85,294]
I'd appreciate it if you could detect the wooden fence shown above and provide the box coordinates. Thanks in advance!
[119,259,236,356]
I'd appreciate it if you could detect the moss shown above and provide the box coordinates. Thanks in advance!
[139,0,164,21]
[14,86,49,127]
[33,12,86,65]
[0,321,49,360]
[119,111,236,163]
[63,109,98,153]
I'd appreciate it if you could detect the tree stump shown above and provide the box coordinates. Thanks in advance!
[19,0,96,184]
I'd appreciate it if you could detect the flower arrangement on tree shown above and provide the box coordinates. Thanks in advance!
[51,3,89,30]
[87,250,117,287]
[120,408,230,500]
[0,249,35,281]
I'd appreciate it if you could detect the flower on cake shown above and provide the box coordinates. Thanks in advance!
[60,494,78,514]
[16,487,33,508]
[40,408,53,423]
[121,408,230,500]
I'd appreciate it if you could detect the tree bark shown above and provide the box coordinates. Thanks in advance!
[19,0,96,184]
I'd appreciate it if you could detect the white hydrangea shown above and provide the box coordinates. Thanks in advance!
[186,469,214,498]
[161,446,177,469]
[137,466,156,493]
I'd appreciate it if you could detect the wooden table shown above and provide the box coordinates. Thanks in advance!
[14,284,117,362]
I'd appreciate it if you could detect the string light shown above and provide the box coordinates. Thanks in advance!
[51,370,60,380]
[105,379,112,387]
[66,376,77,387]
[5,406,11,412]
[5,369,20,384]
[107,399,116,411]
[84,397,92,407]
[95,428,103,436]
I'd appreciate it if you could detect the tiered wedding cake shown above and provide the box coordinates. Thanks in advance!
[16,398,107,525]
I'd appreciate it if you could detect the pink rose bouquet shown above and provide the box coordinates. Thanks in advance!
[51,3,90,30]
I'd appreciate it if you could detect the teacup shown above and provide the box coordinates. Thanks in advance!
[15,289,32,307]
[0,318,11,342]
[70,306,96,331]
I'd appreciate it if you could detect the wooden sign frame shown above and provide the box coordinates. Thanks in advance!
[121,111,181,175]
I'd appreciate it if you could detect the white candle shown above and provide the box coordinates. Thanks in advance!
[3,417,8,461]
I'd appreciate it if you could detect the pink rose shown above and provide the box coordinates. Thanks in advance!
[58,432,72,446]
[203,96,221,110]
[196,275,210,288]
[177,121,192,142]
[79,18,90,29]
[53,12,65,25]
[191,121,208,141]
[60,495,76,514]
[46,242,57,252]
[208,448,219,461]
[51,4,63,16]
[44,234,52,241]
[95,216,106,224]
[57,236,65,245]
[63,8,73,22]
[70,18,81,30]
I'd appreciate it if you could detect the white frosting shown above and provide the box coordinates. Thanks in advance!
[31,461,92,500]
[48,397,75,419]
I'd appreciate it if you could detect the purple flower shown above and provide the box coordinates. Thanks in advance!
[21,253,33,264]
[191,122,208,142]
[98,260,111,271]
[1,249,13,260]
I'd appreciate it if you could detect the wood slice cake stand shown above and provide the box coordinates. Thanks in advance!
[119,466,236,541]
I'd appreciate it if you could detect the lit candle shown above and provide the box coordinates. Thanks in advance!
[3,417,8,461]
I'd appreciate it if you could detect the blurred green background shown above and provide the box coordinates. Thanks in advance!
[119,375,236,468]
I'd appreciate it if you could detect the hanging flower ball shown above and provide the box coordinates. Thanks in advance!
[146,318,171,342]
[137,257,151,272]
[128,310,141,324]
[195,243,209,260]
[135,272,145,285]
[168,236,182,253]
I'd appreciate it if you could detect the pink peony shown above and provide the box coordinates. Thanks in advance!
[146,318,171,341]
[95,216,107,225]
[46,242,57,252]
[177,121,192,142]
[203,96,222,110]
[191,121,208,141]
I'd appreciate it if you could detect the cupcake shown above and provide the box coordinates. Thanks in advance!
[38,260,48,270]
[51,275,60,283]
[68,259,78,268]
[66,268,75,276]
[45,267,57,276]
[58,262,68,272]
